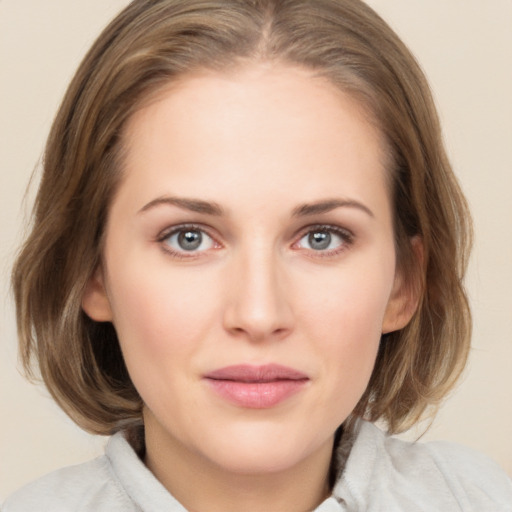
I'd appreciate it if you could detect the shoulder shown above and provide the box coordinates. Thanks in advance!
[334,421,512,511]
[2,432,181,512]
[2,441,136,512]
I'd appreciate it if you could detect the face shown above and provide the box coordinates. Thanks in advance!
[83,65,413,478]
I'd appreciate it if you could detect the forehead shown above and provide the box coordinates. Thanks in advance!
[117,64,390,215]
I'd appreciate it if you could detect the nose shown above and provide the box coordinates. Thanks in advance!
[222,247,295,343]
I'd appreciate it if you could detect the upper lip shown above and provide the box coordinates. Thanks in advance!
[204,364,309,383]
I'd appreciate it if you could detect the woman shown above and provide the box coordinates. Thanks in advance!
[4,0,511,510]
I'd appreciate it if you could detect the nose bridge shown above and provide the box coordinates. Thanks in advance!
[223,240,293,341]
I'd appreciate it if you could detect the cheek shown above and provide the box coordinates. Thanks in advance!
[311,289,384,378]
[104,262,222,412]
[297,258,394,396]
[300,257,393,341]
[105,258,219,362]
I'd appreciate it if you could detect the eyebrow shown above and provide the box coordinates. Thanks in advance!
[138,196,224,216]
[292,198,374,218]
[138,195,374,219]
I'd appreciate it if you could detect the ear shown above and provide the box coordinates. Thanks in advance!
[82,265,113,322]
[382,237,424,334]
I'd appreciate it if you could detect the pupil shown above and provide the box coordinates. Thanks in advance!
[178,230,202,250]
[309,231,331,250]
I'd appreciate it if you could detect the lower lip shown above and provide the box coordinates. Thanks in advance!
[205,379,308,408]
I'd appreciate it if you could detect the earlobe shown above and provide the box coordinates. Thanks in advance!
[82,265,113,322]
[381,273,418,334]
[382,237,424,334]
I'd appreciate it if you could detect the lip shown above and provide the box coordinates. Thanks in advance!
[203,364,309,409]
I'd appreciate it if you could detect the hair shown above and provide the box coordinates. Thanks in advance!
[12,0,472,437]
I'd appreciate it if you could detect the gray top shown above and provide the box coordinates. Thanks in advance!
[3,421,512,511]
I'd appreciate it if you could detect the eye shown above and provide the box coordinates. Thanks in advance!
[295,226,353,254]
[160,226,217,254]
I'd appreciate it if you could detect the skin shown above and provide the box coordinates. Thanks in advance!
[83,64,417,512]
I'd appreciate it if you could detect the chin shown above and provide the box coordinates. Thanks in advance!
[194,421,333,475]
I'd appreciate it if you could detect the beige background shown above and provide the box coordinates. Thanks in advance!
[1,0,511,500]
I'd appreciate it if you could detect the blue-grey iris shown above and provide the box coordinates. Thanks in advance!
[309,231,331,250]
[178,230,202,251]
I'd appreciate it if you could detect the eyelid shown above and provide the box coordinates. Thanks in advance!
[293,223,354,240]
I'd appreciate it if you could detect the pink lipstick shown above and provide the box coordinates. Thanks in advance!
[204,364,309,409]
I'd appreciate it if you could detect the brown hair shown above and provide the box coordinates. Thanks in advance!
[12,0,472,436]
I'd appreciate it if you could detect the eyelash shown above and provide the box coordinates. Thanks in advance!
[156,223,354,259]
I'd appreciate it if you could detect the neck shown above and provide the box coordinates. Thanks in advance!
[143,419,334,512]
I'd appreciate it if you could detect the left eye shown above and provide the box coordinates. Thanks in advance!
[296,228,349,252]
[163,228,215,253]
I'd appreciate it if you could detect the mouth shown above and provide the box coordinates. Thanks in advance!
[203,364,309,409]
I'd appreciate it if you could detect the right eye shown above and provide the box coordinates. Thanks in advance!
[160,226,217,255]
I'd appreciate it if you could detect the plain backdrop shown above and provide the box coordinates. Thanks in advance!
[1,0,511,500]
